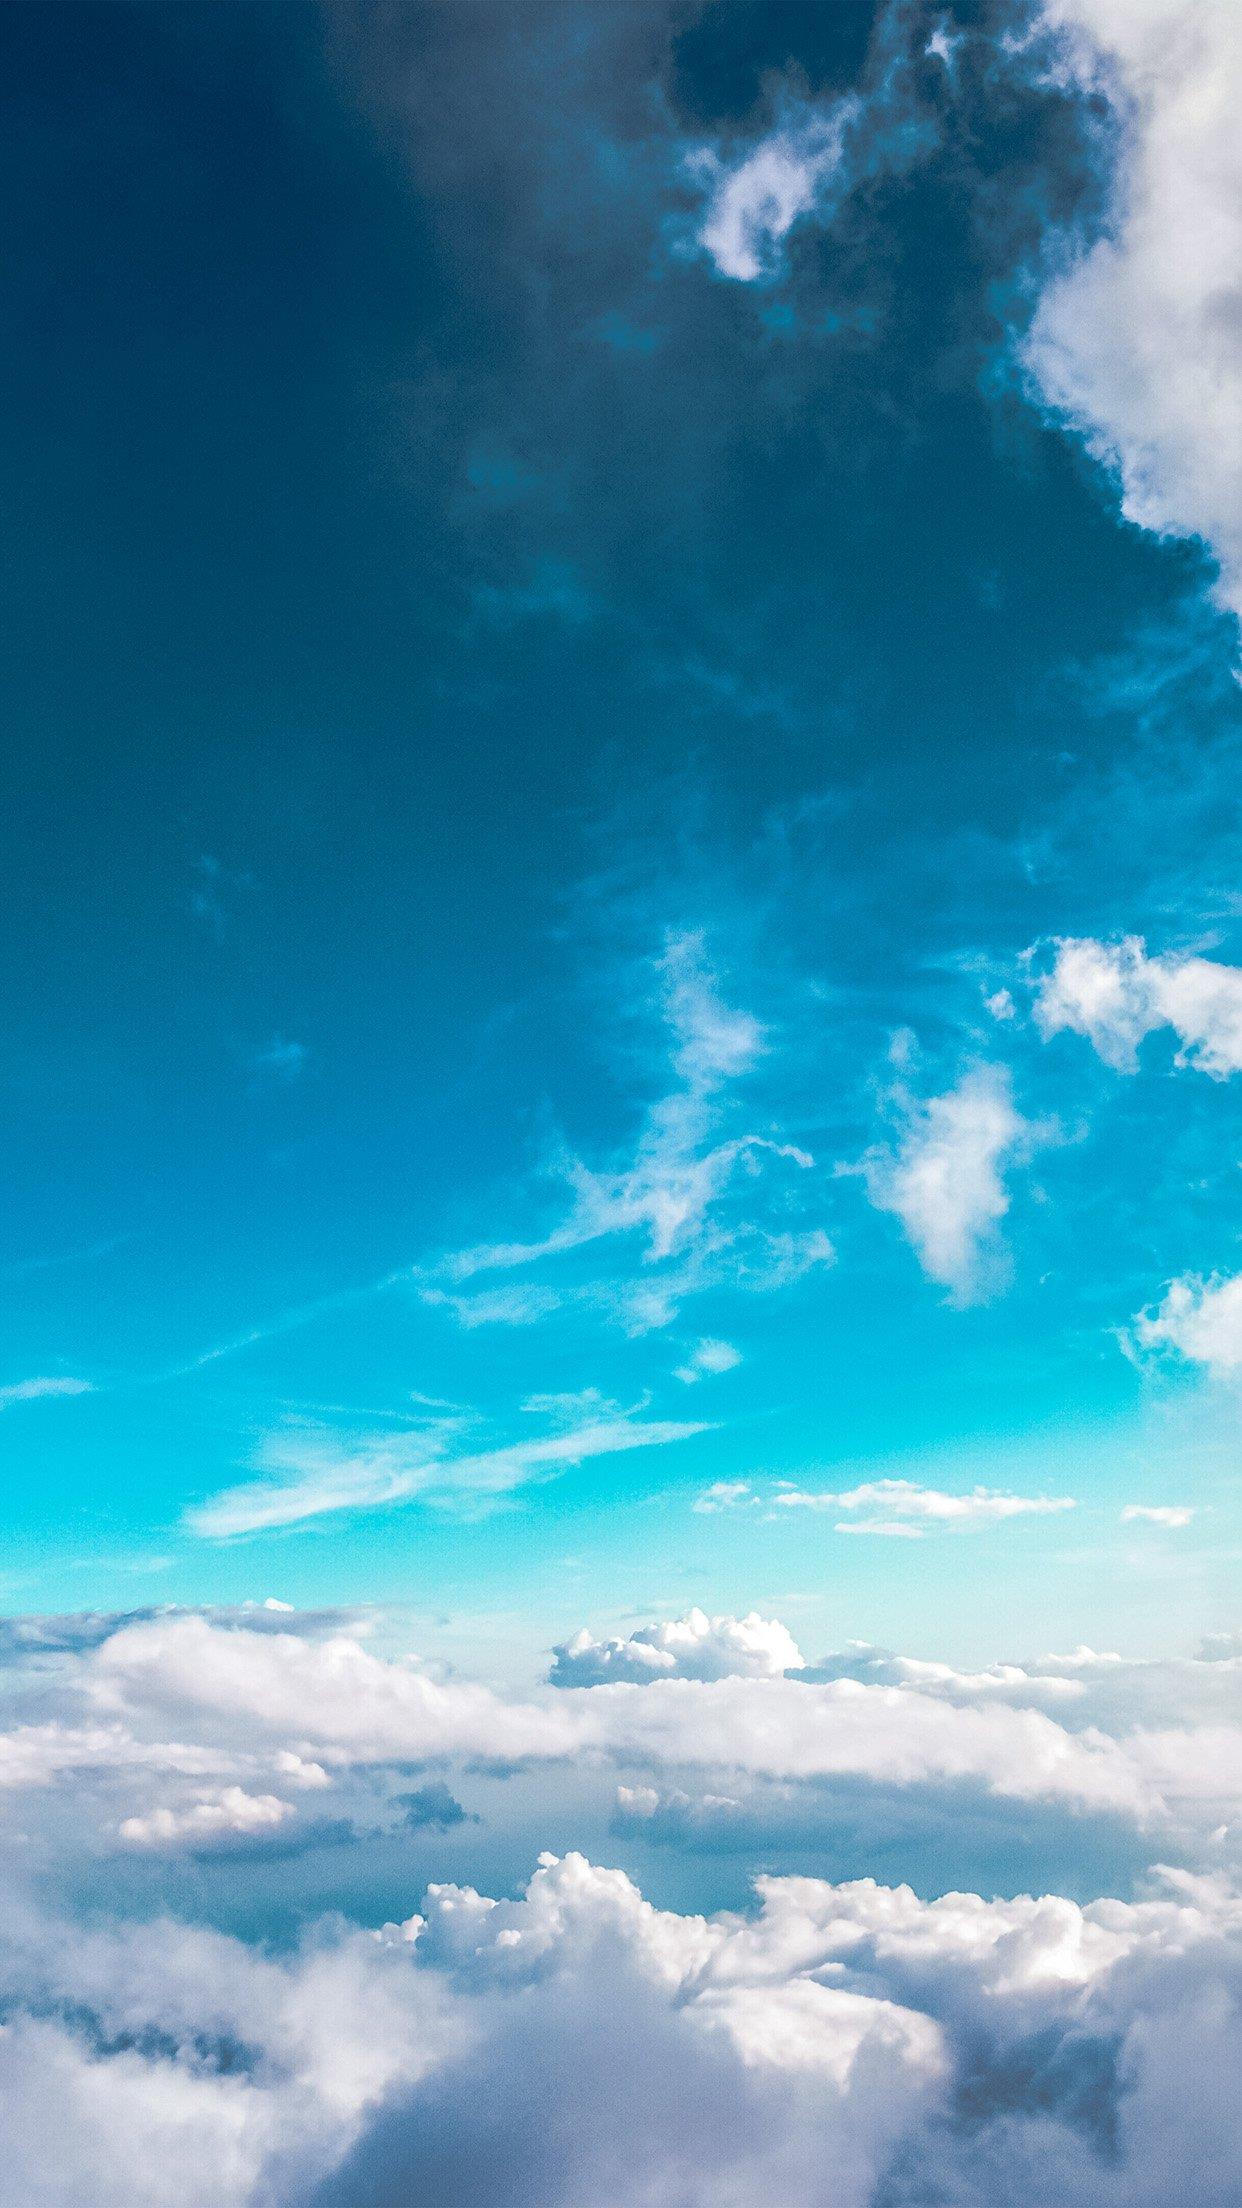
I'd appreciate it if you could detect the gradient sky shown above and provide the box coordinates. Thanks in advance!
[3,0,1241,1676]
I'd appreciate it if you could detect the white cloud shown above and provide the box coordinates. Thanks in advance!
[77,1612,1220,1822]
[118,1786,294,1850]
[438,933,828,1330]
[674,1337,742,1384]
[0,1376,93,1408]
[692,1479,753,1512]
[773,1478,1077,1534]
[1121,1504,1195,1528]
[687,17,936,284]
[1025,0,1242,620]
[2,1846,1242,2206]
[550,1608,805,1686]
[1036,936,1242,1074]
[690,104,857,281]
[187,1399,708,1538]
[250,1035,307,1081]
[1133,1271,1242,1373]
[862,1065,1037,1302]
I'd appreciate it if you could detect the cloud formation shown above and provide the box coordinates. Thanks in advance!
[1,1842,1241,2207]
[0,1601,1237,2202]
[687,10,937,282]
[0,1375,93,1408]
[1026,0,1242,618]
[435,932,831,1332]
[550,1607,804,1685]
[772,1478,1077,1538]
[1036,936,1242,1074]
[1132,1271,1242,1375]
[862,1066,1039,1301]
[187,1397,706,1537]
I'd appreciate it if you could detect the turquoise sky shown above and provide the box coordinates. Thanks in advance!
[2,0,1240,1676]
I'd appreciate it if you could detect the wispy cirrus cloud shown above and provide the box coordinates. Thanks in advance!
[186,1394,708,1538]
[430,931,830,1332]
[0,1375,93,1409]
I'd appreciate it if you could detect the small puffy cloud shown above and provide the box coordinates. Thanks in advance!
[863,1065,1038,1303]
[693,1479,753,1513]
[1025,0,1242,620]
[118,1786,294,1850]
[398,1781,475,1832]
[549,1608,805,1686]
[674,1337,741,1384]
[773,1478,1077,1535]
[1133,1272,1242,1374]
[1035,937,1242,1075]
[1121,1505,1195,1528]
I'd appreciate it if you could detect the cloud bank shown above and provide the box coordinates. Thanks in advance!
[0,1601,1235,2201]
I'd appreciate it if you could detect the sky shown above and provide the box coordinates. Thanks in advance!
[2,3,1242,2202]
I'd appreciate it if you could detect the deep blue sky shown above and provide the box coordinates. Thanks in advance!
[2,0,1240,1667]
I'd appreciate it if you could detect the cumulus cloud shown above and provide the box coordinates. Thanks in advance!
[1132,1271,1242,1374]
[118,1785,295,1850]
[0,1593,1239,2208]
[1121,1504,1194,1528]
[1025,0,1242,620]
[549,1607,805,1686]
[862,1066,1039,1302]
[66,1610,1242,1828]
[1,1846,1242,2206]
[1036,936,1242,1074]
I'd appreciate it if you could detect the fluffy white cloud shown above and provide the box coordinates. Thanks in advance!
[2,1847,1242,2206]
[0,1604,1240,2208]
[67,1611,1242,1827]
[863,1066,1038,1302]
[1036,936,1242,1074]
[550,1607,805,1685]
[1132,1271,1242,1373]
[693,1478,753,1512]
[118,1786,294,1850]
[690,103,859,281]
[1026,0,1242,619]
[1121,1504,1195,1528]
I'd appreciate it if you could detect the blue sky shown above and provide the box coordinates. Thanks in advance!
[2,0,1241,1675]
[5,8,1242,2202]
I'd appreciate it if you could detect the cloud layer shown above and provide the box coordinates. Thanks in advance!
[0,1599,1236,2202]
